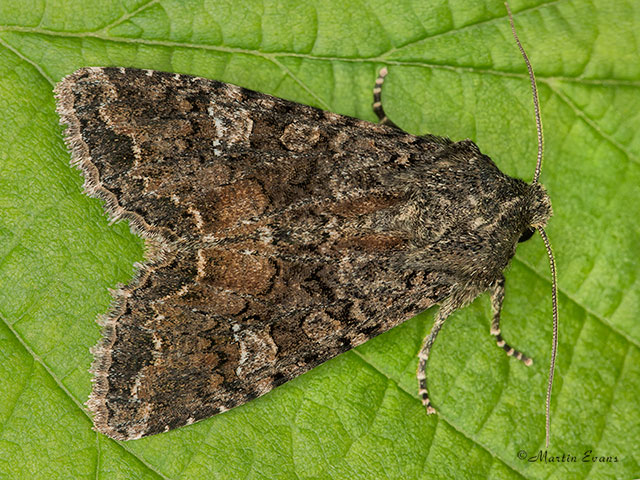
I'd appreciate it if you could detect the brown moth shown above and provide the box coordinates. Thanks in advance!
[54,6,558,443]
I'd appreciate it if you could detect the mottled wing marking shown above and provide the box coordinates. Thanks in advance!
[56,67,548,440]
[56,67,457,439]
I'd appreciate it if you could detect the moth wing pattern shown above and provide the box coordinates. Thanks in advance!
[54,67,474,440]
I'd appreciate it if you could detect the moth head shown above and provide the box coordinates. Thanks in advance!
[519,183,552,243]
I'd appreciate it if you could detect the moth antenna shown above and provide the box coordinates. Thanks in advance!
[507,3,557,447]
[537,226,558,448]
[505,2,544,184]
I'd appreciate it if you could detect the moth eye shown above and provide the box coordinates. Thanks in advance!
[518,227,535,243]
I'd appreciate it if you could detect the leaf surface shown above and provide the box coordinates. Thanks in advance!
[1,0,638,478]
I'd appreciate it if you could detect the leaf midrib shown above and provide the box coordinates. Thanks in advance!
[2,25,640,88]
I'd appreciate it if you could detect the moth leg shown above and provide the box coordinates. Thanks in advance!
[417,299,456,414]
[490,276,533,366]
[372,67,398,128]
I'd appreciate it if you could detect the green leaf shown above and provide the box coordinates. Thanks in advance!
[1,0,638,478]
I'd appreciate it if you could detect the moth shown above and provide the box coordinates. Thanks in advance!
[55,6,558,444]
